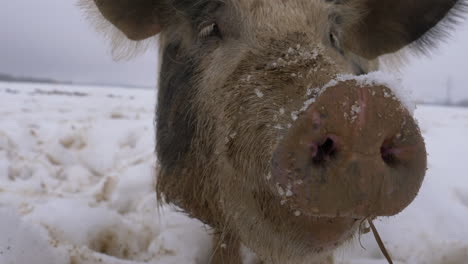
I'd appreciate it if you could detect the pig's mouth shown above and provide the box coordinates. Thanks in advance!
[298,214,392,263]
[289,213,363,251]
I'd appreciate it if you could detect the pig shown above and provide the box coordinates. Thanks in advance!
[82,0,466,263]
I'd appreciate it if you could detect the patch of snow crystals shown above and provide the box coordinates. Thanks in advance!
[254,88,264,98]
[229,132,237,139]
[351,103,361,114]
[294,180,303,185]
[335,71,415,114]
[277,58,287,67]
[292,71,415,124]
[276,184,285,196]
[291,111,299,121]
[350,102,361,122]
[300,98,316,112]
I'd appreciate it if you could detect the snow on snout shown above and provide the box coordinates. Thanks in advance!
[292,71,415,124]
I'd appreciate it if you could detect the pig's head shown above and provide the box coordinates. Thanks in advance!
[85,0,464,262]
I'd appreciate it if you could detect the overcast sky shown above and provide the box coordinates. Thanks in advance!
[0,0,158,87]
[1,1,467,102]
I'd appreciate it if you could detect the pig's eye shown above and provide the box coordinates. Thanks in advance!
[329,31,345,55]
[329,32,339,48]
[198,22,222,40]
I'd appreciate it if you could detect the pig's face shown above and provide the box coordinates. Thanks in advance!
[85,0,463,262]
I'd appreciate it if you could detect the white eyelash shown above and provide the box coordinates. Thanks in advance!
[199,23,216,39]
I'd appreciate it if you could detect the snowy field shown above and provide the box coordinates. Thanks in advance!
[0,81,467,264]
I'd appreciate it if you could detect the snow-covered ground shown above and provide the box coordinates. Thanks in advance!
[0,82,467,264]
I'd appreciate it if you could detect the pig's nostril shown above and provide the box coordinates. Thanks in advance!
[380,139,399,167]
[311,137,337,166]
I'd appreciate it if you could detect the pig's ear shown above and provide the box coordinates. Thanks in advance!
[90,0,164,41]
[336,0,467,59]
[80,0,169,59]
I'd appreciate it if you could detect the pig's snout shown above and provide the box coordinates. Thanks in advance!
[271,80,427,219]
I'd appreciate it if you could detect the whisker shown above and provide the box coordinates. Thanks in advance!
[368,219,393,264]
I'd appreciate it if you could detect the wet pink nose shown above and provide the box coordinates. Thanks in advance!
[271,80,427,219]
